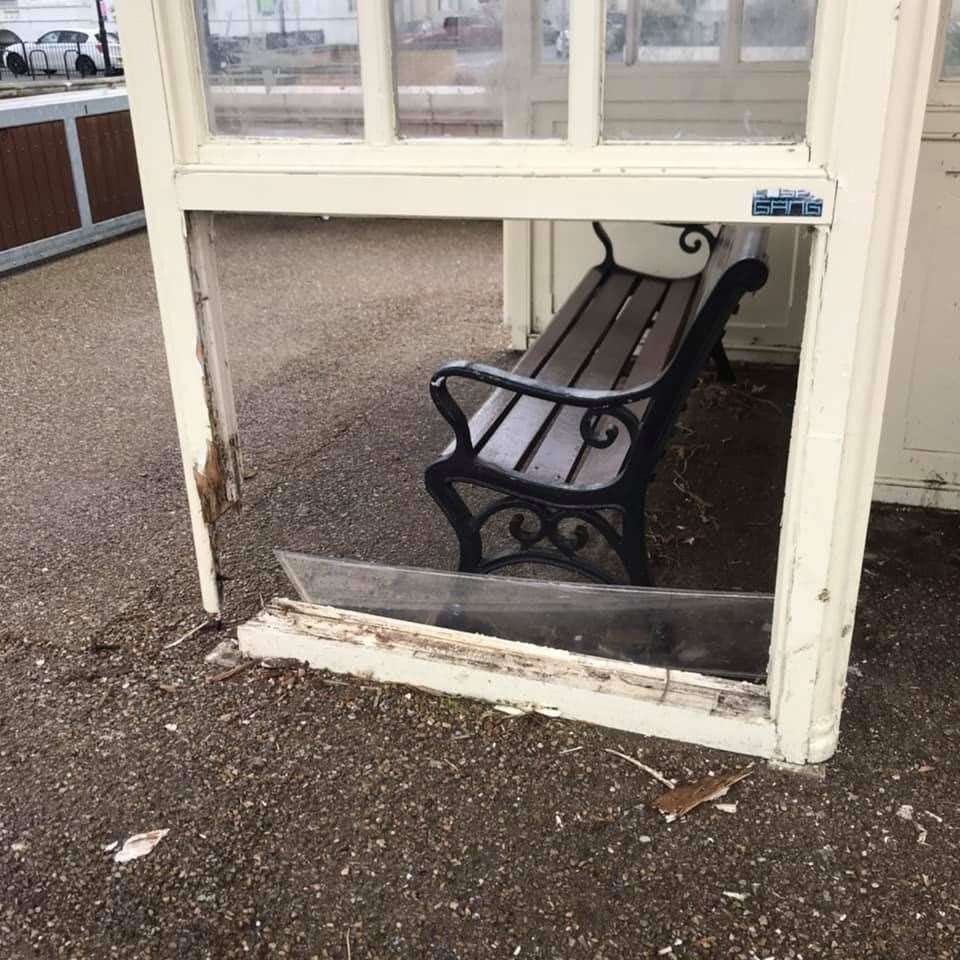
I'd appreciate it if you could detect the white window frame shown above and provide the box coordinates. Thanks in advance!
[925,0,960,137]
[117,0,942,765]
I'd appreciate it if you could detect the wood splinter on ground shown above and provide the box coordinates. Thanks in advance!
[655,764,754,822]
[164,618,219,650]
[207,661,254,683]
[603,749,677,790]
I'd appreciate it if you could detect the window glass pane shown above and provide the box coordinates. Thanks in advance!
[393,0,567,138]
[280,553,775,680]
[195,0,362,138]
[741,0,816,63]
[944,0,960,78]
[603,0,813,141]
[628,0,727,64]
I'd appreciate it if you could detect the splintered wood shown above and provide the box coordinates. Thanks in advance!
[654,764,754,822]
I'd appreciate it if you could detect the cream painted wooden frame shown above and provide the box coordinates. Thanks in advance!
[117,0,941,764]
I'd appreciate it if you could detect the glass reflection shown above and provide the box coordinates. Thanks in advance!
[195,0,362,138]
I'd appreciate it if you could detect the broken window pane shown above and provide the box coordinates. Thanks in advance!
[204,215,805,692]
[278,552,774,680]
[194,0,362,137]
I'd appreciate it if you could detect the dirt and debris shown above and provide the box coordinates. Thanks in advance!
[205,638,243,669]
[1,218,959,958]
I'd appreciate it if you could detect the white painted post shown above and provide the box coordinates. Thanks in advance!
[502,1,537,349]
[358,0,397,145]
[768,0,943,763]
[567,0,605,147]
[503,220,533,349]
[117,0,242,616]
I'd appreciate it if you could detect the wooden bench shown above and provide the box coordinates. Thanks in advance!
[425,222,769,586]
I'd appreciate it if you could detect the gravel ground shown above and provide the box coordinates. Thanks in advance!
[1,217,959,959]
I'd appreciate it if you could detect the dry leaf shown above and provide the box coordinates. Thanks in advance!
[655,765,754,821]
[114,829,169,864]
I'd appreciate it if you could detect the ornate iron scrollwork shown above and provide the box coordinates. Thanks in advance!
[656,222,719,255]
[469,496,629,582]
[579,407,639,450]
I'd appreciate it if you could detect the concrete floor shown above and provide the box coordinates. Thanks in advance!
[1,217,959,959]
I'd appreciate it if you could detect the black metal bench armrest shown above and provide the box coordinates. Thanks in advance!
[430,361,657,458]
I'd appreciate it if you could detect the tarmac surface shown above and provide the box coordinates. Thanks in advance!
[1,216,959,959]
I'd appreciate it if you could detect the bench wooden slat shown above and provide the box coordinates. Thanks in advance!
[573,276,700,487]
[523,277,668,485]
[478,270,637,472]
[444,267,606,456]
[625,275,700,384]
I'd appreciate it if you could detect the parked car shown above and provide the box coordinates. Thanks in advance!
[0,27,27,74]
[1,24,123,77]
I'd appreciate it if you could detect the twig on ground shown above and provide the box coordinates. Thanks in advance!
[672,473,717,527]
[604,749,677,790]
[207,661,253,683]
[674,443,707,476]
[164,619,219,650]
[736,385,782,414]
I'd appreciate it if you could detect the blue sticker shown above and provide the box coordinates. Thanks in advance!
[752,188,823,218]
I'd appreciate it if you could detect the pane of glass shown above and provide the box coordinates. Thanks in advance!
[194,0,362,138]
[279,552,774,680]
[625,0,727,64]
[603,0,813,141]
[393,0,566,138]
[741,0,816,62]
[944,0,960,79]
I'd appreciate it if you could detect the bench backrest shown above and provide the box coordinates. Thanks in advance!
[620,224,769,488]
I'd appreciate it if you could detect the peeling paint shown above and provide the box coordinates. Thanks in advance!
[193,439,230,524]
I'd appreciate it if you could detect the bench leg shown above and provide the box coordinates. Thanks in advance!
[425,467,483,573]
[712,341,736,384]
[622,506,654,587]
